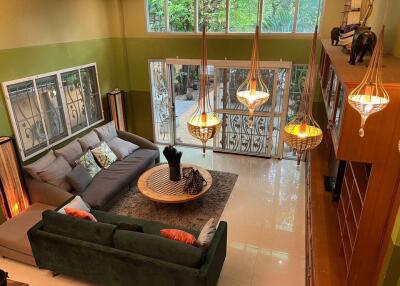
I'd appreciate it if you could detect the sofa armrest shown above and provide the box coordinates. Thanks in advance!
[117,131,158,151]
[26,177,73,207]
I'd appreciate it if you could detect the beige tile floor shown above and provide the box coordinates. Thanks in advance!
[0,146,305,286]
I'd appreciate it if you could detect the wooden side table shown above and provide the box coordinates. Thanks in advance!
[137,164,212,204]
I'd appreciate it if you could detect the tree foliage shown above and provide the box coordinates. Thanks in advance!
[148,0,320,33]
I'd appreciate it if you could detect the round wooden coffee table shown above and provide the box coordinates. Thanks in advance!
[137,164,212,204]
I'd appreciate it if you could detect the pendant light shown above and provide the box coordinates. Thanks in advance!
[236,0,270,128]
[187,23,222,156]
[348,27,389,137]
[283,25,323,165]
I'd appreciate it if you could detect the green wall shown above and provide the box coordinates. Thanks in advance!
[125,37,317,139]
[0,37,128,223]
[0,37,128,135]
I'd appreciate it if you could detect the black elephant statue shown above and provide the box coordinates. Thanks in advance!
[331,27,340,46]
[349,27,377,65]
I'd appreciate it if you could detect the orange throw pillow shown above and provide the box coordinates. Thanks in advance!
[160,229,196,245]
[64,207,97,222]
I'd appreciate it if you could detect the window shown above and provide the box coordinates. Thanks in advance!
[146,0,323,34]
[2,64,103,161]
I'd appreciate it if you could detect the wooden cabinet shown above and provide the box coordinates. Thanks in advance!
[317,40,400,286]
[319,40,400,163]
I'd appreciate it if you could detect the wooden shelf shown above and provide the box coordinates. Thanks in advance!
[318,40,400,163]
[314,39,400,286]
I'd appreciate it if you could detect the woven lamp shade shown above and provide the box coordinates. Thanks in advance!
[187,24,221,155]
[283,122,323,162]
[283,26,323,164]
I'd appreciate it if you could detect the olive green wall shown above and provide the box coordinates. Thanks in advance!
[0,37,128,223]
[124,37,319,139]
[0,38,128,135]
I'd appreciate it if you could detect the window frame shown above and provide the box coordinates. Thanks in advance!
[145,0,324,35]
[2,63,104,161]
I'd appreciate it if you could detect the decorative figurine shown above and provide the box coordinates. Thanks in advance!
[349,27,376,65]
[331,27,340,46]
[163,145,182,181]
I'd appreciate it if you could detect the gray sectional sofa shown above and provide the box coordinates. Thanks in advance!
[0,122,160,265]
[25,123,160,210]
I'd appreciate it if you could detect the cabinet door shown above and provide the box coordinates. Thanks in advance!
[334,84,345,137]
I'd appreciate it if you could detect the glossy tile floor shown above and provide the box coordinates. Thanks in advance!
[0,146,306,286]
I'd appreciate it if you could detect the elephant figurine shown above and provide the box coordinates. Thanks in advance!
[331,27,340,46]
[349,27,377,65]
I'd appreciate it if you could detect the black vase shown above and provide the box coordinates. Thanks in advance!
[169,163,181,181]
[0,269,7,286]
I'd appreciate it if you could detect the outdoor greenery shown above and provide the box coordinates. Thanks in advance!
[168,0,195,32]
[199,0,226,32]
[296,0,321,32]
[229,0,258,32]
[147,0,321,33]
[262,0,295,32]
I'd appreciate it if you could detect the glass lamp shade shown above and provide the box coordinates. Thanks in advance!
[236,77,270,128]
[348,84,389,137]
[187,112,221,154]
[347,27,389,137]
[236,24,270,128]
[283,117,323,165]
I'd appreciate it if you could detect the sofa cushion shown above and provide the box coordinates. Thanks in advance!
[91,210,147,226]
[58,195,90,214]
[37,156,72,192]
[160,229,196,245]
[82,149,159,209]
[196,218,217,248]
[78,131,100,151]
[0,203,55,259]
[55,140,83,166]
[23,150,56,180]
[91,142,117,168]
[42,210,116,246]
[94,121,118,142]
[142,220,200,238]
[114,230,203,268]
[66,165,93,193]
[108,137,139,160]
[65,207,97,222]
[76,151,102,178]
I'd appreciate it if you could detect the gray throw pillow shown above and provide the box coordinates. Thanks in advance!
[95,121,118,142]
[108,137,139,160]
[196,218,217,248]
[58,195,90,214]
[55,140,83,166]
[37,156,72,191]
[23,150,56,181]
[78,131,100,151]
[66,165,93,193]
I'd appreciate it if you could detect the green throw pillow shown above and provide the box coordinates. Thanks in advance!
[76,151,101,178]
[91,142,117,168]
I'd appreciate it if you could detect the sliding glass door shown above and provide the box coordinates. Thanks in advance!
[149,59,300,159]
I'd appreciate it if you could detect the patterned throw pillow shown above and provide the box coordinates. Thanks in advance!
[91,142,117,168]
[76,151,101,178]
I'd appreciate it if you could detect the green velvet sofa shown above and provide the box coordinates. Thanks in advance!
[28,207,227,286]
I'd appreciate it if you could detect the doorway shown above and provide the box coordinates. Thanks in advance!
[149,59,304,159]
